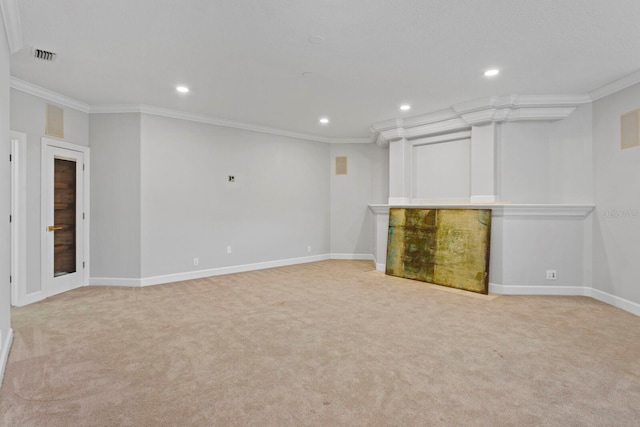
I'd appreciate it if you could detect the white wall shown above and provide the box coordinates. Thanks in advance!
[499,122,551,203]
[139,114,331,279]
[330,143,387,256]
[500,216,585,289]
[0,8,12,386]
[413,139,470,202]
[549,103,594,204]
[497,110,594,205]
[592,82,640,305]
[89,113,141,279]
[9,89,89,294]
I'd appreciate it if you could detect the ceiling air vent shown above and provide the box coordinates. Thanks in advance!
[33,48,56,62]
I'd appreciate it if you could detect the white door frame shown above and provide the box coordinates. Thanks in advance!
[40,137,90,296]
[10,131,28,306]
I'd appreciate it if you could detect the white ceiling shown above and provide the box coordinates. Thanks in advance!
[9,0,640,140]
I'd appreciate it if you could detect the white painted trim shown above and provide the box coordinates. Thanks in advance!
[488,283,587,296]
[89,277,143,287]
[452,94,590,115]
[587,288,640,317]
[330,138,373,144]
[589,69,640,101]
[411,130,472,146]
[0,328,13,387]
[86,264,640,318]
[91,104,370,145]
[92,104,334,143]
[493,204,594,218]
[502,107,578,122]
[373,252,387,271]
[411,197,473,204]
[330,253,375,261]
[141,254,331,286]
[9,79,363,145]
[372,94,591,145]
[10,77,90,113]
[94,105,370,144]
[402,119,470,141]
[11,291,44,307]
[369,203,594,218]
[10,132,27,306]
[90,254,332,287]
[405,109,460,128]
[387,197,412,205]
[83,152,91,287]
[488,284,640,317]
[91,254,377,288]
[368,204,391,215]
[0,0,22,53]
[470,195,497,203]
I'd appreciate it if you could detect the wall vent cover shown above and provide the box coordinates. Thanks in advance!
[335,156,347,175]
[33,48,56,62]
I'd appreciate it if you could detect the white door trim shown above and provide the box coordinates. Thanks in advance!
[10,131,28,306]
[40,138,91,296]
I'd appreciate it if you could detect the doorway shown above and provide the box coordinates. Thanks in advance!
[41,138,90,298]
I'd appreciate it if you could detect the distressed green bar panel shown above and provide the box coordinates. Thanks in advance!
[385,208,491,294]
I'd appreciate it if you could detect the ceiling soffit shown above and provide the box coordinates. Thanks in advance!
[371,94,592,146]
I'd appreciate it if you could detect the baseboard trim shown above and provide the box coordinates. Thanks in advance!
[89,277,143,287]
[141,254,332,286]
[89,260,640,318]
[91,254,334,287]
[11,291,45,307]
[330,253,375,261]
[587,288,640,317]
[0,328,14,388]
[489,283,587,296]
[489,283,640,317]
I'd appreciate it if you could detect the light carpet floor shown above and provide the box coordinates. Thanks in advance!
[1,260,640,426]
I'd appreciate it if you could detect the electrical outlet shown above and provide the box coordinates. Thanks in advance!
[546,270,557,280]
[193,257,199,266]
[307,246,312,253]
[226,246,232,254]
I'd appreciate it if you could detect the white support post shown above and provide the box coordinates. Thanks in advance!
[470,123,497,203]
[388,138,412,204]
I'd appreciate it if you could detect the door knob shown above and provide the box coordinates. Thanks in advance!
[48,225,63,232]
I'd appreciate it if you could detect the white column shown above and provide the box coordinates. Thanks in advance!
[369,206,390,271]
[470,123,497,203]
[388,138,412,204]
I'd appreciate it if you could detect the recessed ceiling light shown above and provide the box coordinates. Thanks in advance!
[484,69,500,77]
[400,104,411,111]
[319,117,329,124]
[176,86,189,93]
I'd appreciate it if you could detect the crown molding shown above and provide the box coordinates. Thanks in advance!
[330,137,373,144]
[10,77,91,112]
[589,69,640,101]
[1,0,23,53]
[372,94,591,146]
[9,78,365,144]
[91,104,341,144]
[453,94,590,115]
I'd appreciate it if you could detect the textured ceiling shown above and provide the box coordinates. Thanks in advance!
[10,0,640,139]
